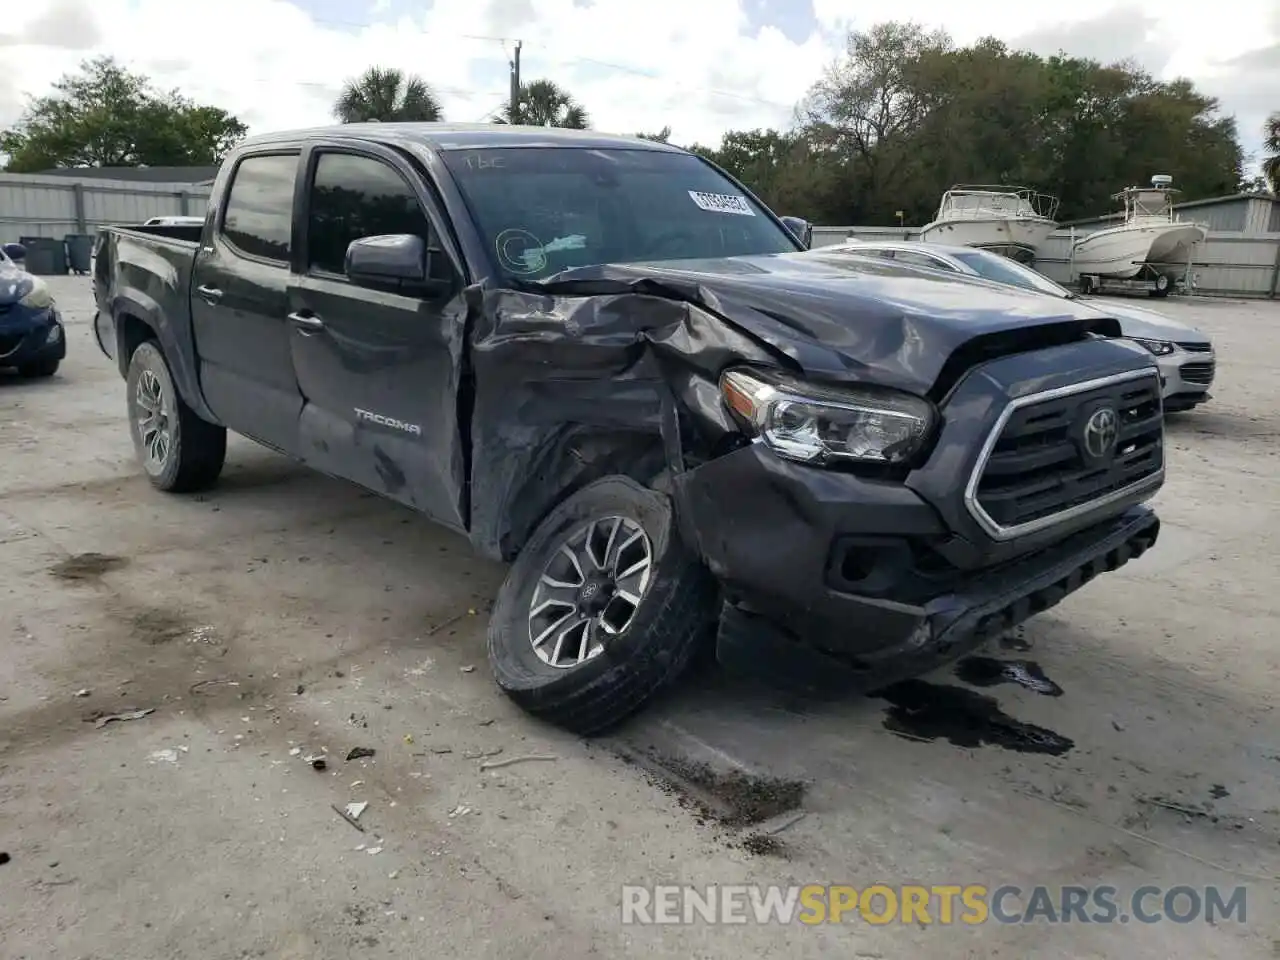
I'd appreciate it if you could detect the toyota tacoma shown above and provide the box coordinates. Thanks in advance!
[93,124,1164,733]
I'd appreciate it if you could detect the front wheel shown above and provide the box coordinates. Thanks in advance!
[487,476,716,735]
[126,340,227,492]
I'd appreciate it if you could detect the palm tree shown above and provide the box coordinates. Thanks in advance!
[1264,111,1280,193]
[498,79,588,128]
[333,67,443,123]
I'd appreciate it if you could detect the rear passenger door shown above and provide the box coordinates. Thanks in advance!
[286,144,468,531]
[191,151,304,453]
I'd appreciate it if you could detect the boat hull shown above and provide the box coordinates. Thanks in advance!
[919,217,1056,262]
[1072,223,1208,279]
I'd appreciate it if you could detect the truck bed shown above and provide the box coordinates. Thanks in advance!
[92,226,201,390]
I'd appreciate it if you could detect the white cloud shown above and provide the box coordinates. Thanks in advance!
[0,0,1273,162]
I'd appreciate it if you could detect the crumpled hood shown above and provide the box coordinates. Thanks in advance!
[1079,296,1209,345]
[542,253,1120,393]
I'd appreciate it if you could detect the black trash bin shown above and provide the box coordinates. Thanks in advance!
[18,237,67,275]
[65,234,94,275]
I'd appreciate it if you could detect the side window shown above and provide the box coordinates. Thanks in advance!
[222,154,298,262]
[894,250,949,270]
[307,153,432,276]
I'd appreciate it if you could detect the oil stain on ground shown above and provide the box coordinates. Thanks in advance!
[873,679,1074,756]
[132,607,190,645]
[612,746,804,856]
[955,656,1064,697]
[49,553,129,581]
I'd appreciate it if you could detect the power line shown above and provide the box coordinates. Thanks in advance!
[305,14,517,45]
[301,14,796,112]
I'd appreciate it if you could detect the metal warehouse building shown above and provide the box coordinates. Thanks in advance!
[1060,191,1280,235]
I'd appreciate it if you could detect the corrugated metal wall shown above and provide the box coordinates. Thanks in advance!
[0,173,212,240]
[812,225,1280,298]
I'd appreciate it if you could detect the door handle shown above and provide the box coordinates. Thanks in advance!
[287,311,325,332]
[196,284,223,304]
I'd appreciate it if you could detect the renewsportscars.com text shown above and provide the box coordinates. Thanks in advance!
[620,884,1248,926]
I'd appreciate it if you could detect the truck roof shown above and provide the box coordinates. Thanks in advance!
[237,122,685,154]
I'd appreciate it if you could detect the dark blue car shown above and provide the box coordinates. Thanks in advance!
[0,242,66,378]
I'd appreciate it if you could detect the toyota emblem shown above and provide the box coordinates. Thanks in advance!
[1082,407,1119,459]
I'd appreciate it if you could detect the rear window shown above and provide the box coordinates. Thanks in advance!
[222,153,298,262]
[953,251,1069,297]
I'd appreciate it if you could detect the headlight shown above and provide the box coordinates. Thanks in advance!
[1133,338,1174,356]
[720,368,936,466]
[12,276,53,310]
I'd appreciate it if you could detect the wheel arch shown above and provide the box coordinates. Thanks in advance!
[478,426,670,563]
[112,295,220,424]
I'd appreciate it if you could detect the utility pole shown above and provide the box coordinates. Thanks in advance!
[508,40,522,124]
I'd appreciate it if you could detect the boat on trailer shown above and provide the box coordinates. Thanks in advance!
[918,185,1059,263]
[1070,175,1208,298]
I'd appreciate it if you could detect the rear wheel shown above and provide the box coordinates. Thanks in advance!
[1149,273,1171,298]
[126,341,226,492]
[487,476,716,735]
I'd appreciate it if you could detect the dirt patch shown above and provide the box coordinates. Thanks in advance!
[735,833,791,858]
[49,553,129,580]
[131,607,189,645]
[873,679,1074,756]
[615,748,806,828]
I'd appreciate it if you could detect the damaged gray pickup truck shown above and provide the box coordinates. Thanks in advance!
[93,124,1164,733]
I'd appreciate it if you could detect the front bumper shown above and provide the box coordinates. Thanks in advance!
[678,443,1159,672]
[0,308,66,368]
[1155,346,1214,411]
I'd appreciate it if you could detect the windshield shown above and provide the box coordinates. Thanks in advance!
[440,147,799,280]
[952,251,1070,299]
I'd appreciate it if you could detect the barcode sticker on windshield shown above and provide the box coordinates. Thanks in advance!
[688,191,755,216]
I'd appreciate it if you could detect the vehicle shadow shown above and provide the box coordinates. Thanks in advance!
[0,368,63,386]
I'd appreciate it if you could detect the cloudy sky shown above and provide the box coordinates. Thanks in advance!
[1,0,1277,171]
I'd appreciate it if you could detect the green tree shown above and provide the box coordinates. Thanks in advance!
[800,21,953,222]
[1264,112,1280,193]
[791,22,1245,224]
[334,67,444,123]
[499,79,589,128]
[0,56,247,171]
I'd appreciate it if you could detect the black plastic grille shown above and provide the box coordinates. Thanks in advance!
[0,332,24,357]
[1179,361,1215,385]
[1175,342,1212,353]
[974,373,1163,531]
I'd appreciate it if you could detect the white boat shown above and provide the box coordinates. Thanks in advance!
[918,185,1059,263]
[1070,175,1208,286]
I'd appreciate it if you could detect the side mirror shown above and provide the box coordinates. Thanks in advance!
[3,242,26,261]
[779,216,812,250]
[344,234,452,297]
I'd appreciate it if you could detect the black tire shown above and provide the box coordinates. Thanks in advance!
[1149,274,1171,298]
[487,476,716,735]
[126,340,226,492]
[18,357,60,378]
